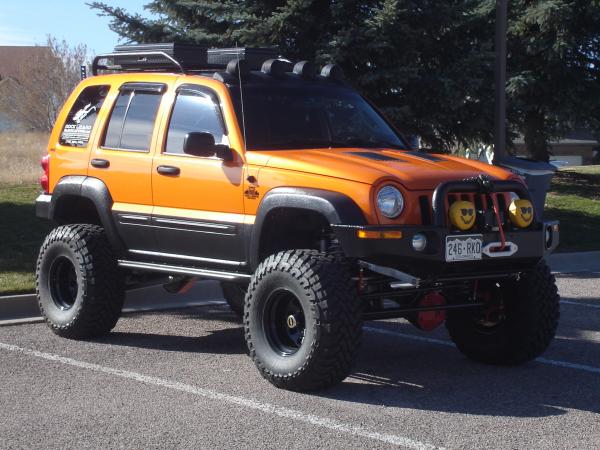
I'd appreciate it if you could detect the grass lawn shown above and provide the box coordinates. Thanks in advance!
[545,167,600,252]
[0,184,52,295]
[0,167,598,295]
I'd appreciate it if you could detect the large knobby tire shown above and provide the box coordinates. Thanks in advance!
[244,250,362,391]
[36,224,125,339]
[445,260,559,365]
[221,281,246,317]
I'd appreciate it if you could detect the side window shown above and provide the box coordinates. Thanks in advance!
[103,85,164,151]
[165,87,226,155]
[60,85,108,147]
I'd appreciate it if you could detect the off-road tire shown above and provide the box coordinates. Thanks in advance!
[221,281,246,317]
[446,260,559,365]
[36,224,125,339]
[244,250,362,391]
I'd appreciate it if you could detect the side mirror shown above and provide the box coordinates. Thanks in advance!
[183,132,234,161]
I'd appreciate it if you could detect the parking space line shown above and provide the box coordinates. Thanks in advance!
[0,342,442,450]
[364,326,600,376]
[561,300,600,309]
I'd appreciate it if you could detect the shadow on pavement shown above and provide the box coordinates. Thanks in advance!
[318,322,600,418]
[93,306,247,355]
[90,304,599,419]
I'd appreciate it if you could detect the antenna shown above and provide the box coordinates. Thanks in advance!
[236,43,248,154]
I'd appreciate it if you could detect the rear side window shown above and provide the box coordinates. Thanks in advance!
[165,87,226,155]
[60,85,108,147]
[103,84,164,151]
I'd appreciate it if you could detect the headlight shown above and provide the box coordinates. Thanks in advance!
[377,185,404,218]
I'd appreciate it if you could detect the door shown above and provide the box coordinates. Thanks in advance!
[88,81,168,251]
[150,83,246,268]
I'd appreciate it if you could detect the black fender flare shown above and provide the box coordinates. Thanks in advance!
[248,187,366,270]
[49,176,125,256]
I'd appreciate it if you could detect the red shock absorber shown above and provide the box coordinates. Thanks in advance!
[490,193,506,251]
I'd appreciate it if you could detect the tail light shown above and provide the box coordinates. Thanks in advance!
[40,154,50,193]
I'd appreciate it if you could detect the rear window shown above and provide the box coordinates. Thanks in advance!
[59,85,108,147]
[103,85,164,151]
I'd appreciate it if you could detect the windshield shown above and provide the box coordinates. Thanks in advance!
[229,84,407,150]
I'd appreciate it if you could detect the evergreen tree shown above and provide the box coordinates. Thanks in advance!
[89,1,600,160]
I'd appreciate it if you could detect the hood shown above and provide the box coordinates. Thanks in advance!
[255,148,514,190]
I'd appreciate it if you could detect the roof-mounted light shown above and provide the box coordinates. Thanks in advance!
[293,61,316,78]
[320,64,344,81]
[261,59,292,77]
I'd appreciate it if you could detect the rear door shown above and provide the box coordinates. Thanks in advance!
[149,81,246,268]
[88,80,170,251]
[50,83,109,189]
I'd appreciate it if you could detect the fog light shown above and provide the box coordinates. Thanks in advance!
[412,233,427,252]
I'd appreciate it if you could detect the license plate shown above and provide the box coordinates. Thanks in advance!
[445,235,483,262]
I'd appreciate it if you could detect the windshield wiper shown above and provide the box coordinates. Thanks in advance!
[342,137,405,150]
[255,138,350,149]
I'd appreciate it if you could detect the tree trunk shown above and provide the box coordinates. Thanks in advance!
[523,110,550,162]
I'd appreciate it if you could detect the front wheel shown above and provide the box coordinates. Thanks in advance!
[244,250,362,391]
[446,260,560,365]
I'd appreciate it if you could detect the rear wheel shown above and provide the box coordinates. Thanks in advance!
[245,250,362,391]
[446,260,559,365]
[36,224,125,339]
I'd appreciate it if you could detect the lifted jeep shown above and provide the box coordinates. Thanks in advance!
[35,44,560,391]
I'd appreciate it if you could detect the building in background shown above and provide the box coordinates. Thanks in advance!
[513,130,599,166]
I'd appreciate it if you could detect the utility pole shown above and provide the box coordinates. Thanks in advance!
[493,0,508,164]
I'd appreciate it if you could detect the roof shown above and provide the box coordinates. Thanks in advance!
[0,46,51,80]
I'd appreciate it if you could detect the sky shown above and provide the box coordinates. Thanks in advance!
[0,0,151,55]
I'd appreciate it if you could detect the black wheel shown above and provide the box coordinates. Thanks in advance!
[36,224,125,339]
[446,260,560,365]
[245,250,362,391]
[221,281,246,317]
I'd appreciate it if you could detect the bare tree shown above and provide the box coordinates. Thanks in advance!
[0,36,89,131]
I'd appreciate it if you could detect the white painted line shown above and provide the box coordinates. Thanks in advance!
[0,342,442,450]
[0,317,44,326]
[536,357,600,375]
[364,326,600,376]
[365,327,454,347]
[561,300,600,309]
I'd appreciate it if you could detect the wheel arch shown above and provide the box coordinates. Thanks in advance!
[248,187,366,270]
[49,176,125,256]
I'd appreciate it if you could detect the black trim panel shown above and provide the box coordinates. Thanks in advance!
[45,176,126,256]
[249,187,365,269]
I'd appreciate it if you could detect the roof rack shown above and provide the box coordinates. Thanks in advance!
[90,43,345,84]
[92,51,185,75]
[92,43,279,75]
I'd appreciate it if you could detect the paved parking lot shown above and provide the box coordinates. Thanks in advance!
[1,273,599,449]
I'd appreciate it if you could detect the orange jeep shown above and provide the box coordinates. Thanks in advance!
[35,44,560,391]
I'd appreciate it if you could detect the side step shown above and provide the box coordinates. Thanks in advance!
[118,260,252,281]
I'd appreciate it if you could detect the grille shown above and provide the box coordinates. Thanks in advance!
[419,192,513,231]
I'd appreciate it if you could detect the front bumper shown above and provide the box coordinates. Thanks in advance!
[332,221,559,277]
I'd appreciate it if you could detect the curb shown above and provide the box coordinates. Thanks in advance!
[547,251,600,275]
[0,281,224,325]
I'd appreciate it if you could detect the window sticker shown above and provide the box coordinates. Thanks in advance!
[60,85,108,148]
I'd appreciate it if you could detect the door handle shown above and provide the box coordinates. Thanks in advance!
[157,165,180,176]
[91,158,110,168]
